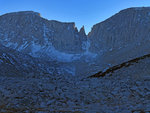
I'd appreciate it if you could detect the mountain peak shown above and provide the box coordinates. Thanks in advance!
[118,7,150,14]
[79,26,86,36]
[1,11,41,17]
[130,7,150,10]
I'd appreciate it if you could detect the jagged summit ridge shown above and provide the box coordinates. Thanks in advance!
[90,6,150,47]
[1,11,41,17]
[84,6,150,73]
[0,11,92,62]
[79,26,86,36]
[89,6,150,49]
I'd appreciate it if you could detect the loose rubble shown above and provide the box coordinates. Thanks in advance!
[0,57,150,112]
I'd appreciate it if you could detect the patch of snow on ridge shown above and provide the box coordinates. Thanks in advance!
[29,40,97,62]
[46,42,82,62]
[43,24,49,42]
[18,41,29,50]
[82,40,97,61]
[43,24,54,42]
[29,41,81,62]
[5,42,18,49]
[31,42,42,56]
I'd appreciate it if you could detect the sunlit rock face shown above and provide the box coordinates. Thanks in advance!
[0,11,95,62]
[88,7,150,71]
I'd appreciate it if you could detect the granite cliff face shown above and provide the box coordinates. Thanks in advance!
[89,7,150,52]
[0,11,94,62]
[88,7,150,72]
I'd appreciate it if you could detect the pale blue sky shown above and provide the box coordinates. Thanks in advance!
[0,0,150,33]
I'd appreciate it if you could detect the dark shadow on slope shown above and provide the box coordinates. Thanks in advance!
[88,53,150,78]
[131,109,150,113]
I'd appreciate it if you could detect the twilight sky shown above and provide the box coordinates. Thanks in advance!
[0,0,150,33]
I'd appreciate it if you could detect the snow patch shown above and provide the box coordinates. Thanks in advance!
[67,26,70,30]
[18,41,29,50]
[82,40,97,61]
[0,59,3,64]
[102,67,109,73]
[29,40,97,62]
[30,42,42,56]
[5,42,18,49]
[47,43,81,62]
[43,24,48,41]
[29,41,81,62]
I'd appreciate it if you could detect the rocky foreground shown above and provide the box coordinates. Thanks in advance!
[0,56,150,113]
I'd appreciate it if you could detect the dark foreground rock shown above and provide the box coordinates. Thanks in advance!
[0,56,150,113]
